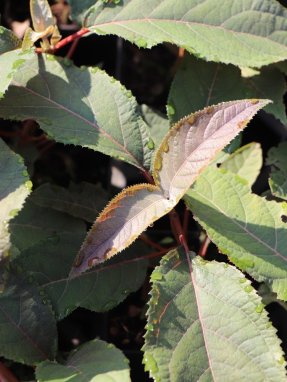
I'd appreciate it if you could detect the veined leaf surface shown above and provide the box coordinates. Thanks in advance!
[185,167,287,300]
[84,0,287,68]
[72,100,268,275]
[143,249,286,381]
[267,141,287,201]
[153,99,269,201]
[0,54,152,169]
[71,184,173,276]
[0,139,31,259]
[36,339,131,382]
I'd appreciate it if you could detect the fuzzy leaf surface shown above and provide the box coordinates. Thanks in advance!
[0,27,21,54]
[0,49,33,98]
[143,249,286,382]
[153,99,269,202]
[168,55,286,124]
[185,167,287,300]
[221,142,263,186]
[0,54,152,169]
[0,139,31,259]
[72,184,172,276]
[32,182,108,223]
[14,233,149,319]
[0,272,57,364]
[84,0,287,68]
[267,142,287,201]
[36,339,130,381]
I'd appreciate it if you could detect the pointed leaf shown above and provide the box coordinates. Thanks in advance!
[71,184,172,276]
[14,233,149,319]
[143,249,286,381]
[0,54,152,169]
[168,55,287,125]
[32,182,108,223]
[185,167,287,300]
[30,0,54,32]
[36,339,131,381]
[0,139,31,259]
[0,272,57,364]
[221,142,263,186]
[84,0,287,68]
[153,99,269,202]
[0,27,21,54]
[267,141,287,201]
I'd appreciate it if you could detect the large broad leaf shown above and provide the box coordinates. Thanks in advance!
[0,139,31,260]
[0,54,152,170]
[32,182,108,223]
[0,49,34,98]
[14,233,149,319]
[168,55,286,124]
[36,339,131,381]
[221,142,263,187]
[153,99,269,202]
[0,271,57,365]
[267,141,287,201]
[83,0,287,68]
[185,167,287,301]
[0,27,21,55]
[72,100,268,276]
[143,249,286,381]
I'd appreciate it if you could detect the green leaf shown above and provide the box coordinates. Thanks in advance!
[0,54,152,170]
[10,198,86,253]
[68,0,96,22]
[267,141,287,201]
[221,142,263,186]
[84,0,287,68]
[72,100,269,276]
[0,27,21,54]
[143,249,286,382]
[36,339,131,381]
[0,271,57,364]
[0,49,34,98]
[0,139,31,260]
[32,182,108,223]
[14,232,149,319]
[168,55,286,124]
[185,167,287,300]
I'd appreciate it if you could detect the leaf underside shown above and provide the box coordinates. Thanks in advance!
[143,249,286,382]
[84,0,287,68]
[185,167,287,301]
[72,99,269,276]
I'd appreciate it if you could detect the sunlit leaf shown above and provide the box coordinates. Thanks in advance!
[30,0,54,32]
[36,339,131,381]
[143,249,286,381]
[185,167,287,301]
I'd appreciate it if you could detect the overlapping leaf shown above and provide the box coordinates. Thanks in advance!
[83,0,287,68]
[267,141,287,200]
[168,55,286,124]
[140,105,170,149]
[0,272,57,364]
[0,27,21,55]
[185,167,287,300]
[0,54,152,169]
[221,142,262,186]
[143,249,286,381]
[36,339,131,381]
[0,139,31,260]
[72,99,268,276]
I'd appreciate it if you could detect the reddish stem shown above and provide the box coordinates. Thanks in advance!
[55,28,90,52]
[169,209,189,252]
[140,234,165,251]
[198,235,211,258]
[0,362,19,382]
[142,170,154,184]
[66,37,80,59]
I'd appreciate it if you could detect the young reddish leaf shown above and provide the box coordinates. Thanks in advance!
[153,99,270,202]
[71,184,173,276]
[71,100,269,276]
[30,0,54,33]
